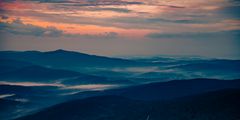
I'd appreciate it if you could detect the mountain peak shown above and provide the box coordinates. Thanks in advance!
[45,49,87,55]
[52,49,70,53]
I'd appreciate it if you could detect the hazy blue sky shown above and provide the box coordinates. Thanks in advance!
[0,0,239,58]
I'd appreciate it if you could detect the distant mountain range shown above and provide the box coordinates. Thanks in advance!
[0,65,81,82]
[170,59,240,72]
[1,50,240,120]
[1,49,239,79]
[0,50,140,70]
[0,57,133,84]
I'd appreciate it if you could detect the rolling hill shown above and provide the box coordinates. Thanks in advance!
[70,78,240,100]
[15,89,240,120]
[0,50,140,71]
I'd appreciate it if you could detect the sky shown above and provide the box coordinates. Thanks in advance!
[0,0,240,59]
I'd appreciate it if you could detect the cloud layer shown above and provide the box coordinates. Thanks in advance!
[0,0,240,58]
[0,19,63,37]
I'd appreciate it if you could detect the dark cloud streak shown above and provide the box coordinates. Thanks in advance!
[146,30,240,39]
[25,0,143,6]
[90,7,132,13]
[146,18,209,24]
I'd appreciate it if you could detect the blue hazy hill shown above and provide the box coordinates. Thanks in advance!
[0,50,140,70]
[0,65,83,82]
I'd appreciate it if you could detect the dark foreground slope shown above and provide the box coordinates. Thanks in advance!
[0,99,23,120]
[16,89,240,120]
[71,78,240,100]
[16,96,151,120]
[150,89,240,120]
[117,78,240,100]
[2,79,240,120]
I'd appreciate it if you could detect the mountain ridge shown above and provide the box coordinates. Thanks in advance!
[0,49,140,70]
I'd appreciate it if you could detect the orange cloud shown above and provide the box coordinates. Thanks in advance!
[3,16,154,38]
